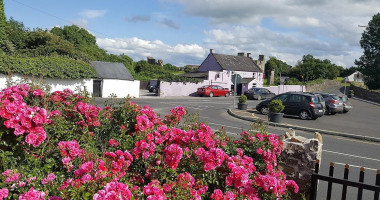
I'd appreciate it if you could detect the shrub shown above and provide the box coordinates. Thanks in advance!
[269,99,284,113]
[238,95,247,104]
[348,90,354,95]
[0,83,298,200]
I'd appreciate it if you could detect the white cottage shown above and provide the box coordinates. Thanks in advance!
[90,61,140,98]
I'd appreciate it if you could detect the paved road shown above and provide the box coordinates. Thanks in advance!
[95,90,380,199]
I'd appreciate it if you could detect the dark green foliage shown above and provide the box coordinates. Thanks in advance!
[238,95,247,104]
[50,25,96,47]
[340,66,358,77]
[355,13,380,89]
[0,55,97,79]
[269,99,284,113]
[0,0,7,41]
[163,63,178,71]
[5,18,28,50]
[290,54,342,81]
[285,77,301,85]
[265,57,292,77]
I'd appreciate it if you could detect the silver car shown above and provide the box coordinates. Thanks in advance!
[314,93,344,115]
[339,96,352,113]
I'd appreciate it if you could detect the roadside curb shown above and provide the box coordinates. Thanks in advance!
[351,97,380,106]
[227,108,380,143]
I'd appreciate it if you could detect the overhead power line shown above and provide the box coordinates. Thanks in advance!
[8,0,113,38]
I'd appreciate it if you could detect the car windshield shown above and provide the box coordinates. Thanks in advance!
[340,96,348,102]
[201,85,209,88]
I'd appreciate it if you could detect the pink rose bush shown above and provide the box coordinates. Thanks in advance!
[0,84,299,199]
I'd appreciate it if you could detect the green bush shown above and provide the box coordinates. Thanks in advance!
[239,95,247,104]
[0,55,97,79]
[269,99,284,113]
[348,90,354,95]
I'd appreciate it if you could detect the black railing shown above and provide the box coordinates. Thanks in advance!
[310,160,380,200]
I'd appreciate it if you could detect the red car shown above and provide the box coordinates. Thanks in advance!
[197,85,230,97]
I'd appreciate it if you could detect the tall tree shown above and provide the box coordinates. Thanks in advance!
[0,0,6,41]
[264,57,292,78]
[355,13,380,89]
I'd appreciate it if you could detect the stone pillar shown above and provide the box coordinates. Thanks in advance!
[279,129,323,198]
[270,70,275,85]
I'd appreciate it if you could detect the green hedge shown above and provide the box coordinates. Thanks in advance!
[0,55,97,79]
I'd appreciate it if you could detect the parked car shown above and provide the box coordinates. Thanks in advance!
[197,85,230,97]
[314,93,343,115]
[339,95,352,113]
[307,93,326,112]
[244,88,275,100]
[146,79,159,93]
[255,92,324,120]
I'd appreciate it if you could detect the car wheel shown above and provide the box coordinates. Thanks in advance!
[152,88,157,93]
[343,110,348,113]
[209,92,214,97]
[330,112,336,115]
[225,92,230,97]
[198,94,203,97]
[256,95,262,101]
[260,106,269,115]
[299,110,310,120]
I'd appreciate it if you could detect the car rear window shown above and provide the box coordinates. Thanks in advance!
[201,85,209,88]
[331,95,340,100]
[311,96,319,103]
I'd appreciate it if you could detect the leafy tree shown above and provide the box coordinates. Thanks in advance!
[5,17,28,50]
[291,54,342,81]
[355,13,380,89]
[0,0,7,41]
[340,66,358,77]
[50,25,96,47]
[264,57,292,78]
[163,63,178,71]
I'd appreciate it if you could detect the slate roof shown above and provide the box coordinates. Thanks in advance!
[90,61,134,81]
[213,54,262,72]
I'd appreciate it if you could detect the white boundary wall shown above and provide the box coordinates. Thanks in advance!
[0,74,140,98]
[159,80,209,97]
[264,85,306,95]
[0,73,92,94]
[101,79,140,98]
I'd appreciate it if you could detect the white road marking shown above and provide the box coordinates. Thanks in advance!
[333,162,378,171]
[323,150,380,162]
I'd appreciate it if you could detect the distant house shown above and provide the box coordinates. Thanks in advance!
[344,71,364,83]
[196,49,265,95]
[90,61,140,98]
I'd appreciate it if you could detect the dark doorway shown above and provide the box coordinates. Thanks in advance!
[93,80,102,97]
[237,84,243,95]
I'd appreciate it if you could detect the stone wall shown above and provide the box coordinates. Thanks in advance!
[350,84,380,103]
[306,79,340,92]
[279,129,323,198]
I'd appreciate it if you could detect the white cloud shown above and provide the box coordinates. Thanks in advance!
[79,9,107,19]
[97,37,206,66]
[159,0,380,67]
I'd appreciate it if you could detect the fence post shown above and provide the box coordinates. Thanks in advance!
[357,167,365,200]
[341,164,350,200]
[375,170,380,200]
[327,162,335,200]
[310,159,320,200]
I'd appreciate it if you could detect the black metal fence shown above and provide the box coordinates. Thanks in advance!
[310,160,380,200]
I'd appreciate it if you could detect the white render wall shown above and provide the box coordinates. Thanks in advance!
[101,79,140,98]
[0,73,92,94]
[159,80,209,97]
[264,85,306,95]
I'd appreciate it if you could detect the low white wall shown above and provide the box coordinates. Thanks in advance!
[102,79,140,98]
[0,74,92,94]
[159,80,209,97]
[264,85,306,95]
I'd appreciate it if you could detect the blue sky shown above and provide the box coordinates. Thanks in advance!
[4,0,380,68]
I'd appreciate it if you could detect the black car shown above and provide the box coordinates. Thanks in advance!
[256,92,324,120]
[146,79,159,93]
[244,88,275,100]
